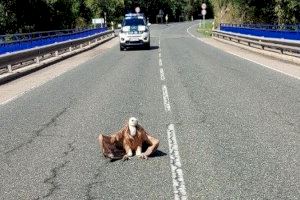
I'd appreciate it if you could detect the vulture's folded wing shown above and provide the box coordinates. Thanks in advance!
[100,134,126,160]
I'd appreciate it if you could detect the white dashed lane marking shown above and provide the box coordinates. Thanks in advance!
[162,85,171,112]
[158,37,188,200]
[159,58,163,66]
[160,68,165,81]
[167,124,188,200]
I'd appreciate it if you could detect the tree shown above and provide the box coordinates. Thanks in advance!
[0,0,17,34]
[209,0,299,27]
[0,0,299,34]
[275,0,300,24]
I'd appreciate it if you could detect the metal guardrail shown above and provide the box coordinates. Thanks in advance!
[0,28,108,54]
[220,24,300,41]
[0,28,85,43]
[220,23,300,31]
[0,30,115,74]
[212,30,300,55]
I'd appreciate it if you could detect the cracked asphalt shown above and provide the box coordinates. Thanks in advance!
[0,22,299,199]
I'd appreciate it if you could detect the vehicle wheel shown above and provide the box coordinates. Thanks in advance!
[120,45,124,51]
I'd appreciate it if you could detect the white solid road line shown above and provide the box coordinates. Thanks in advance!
[186,23,198,39]
[186,23,300,80]
[0,93,23,106]
[0,37,120,106]
[227,52,300,80]
[0,75,61,106]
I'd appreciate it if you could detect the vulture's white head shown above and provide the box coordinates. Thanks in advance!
[128,117,138,136]
[128,117,138,127]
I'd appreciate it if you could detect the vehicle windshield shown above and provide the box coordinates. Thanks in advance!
[123,18,145,26]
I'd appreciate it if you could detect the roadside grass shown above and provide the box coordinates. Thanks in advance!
[197,20,213,37]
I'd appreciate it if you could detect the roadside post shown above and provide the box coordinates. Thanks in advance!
[201,3,207,28]
[111,22,114,30]
[156,9,164,24]
[135,7,140,14]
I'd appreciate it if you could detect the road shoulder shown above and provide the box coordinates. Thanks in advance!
[0,38,119,105]
[187,23,300,80]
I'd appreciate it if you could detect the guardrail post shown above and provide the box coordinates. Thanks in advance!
[7,65,12,73]
[80,44,83,49]
[36,56,40,64]
[55,51,59,57]
[69,46,72,52]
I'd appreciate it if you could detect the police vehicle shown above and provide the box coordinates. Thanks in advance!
[119,13,151,50]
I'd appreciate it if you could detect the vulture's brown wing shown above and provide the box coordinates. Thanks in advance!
[100,135,126,160]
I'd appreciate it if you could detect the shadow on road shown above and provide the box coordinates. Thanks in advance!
[124,46,159,51]
[148,149,168,158]
[106,149,167,162]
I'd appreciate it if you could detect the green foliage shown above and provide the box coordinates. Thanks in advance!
[209,0,300,27]
[275,0,300,24]
[0,0,17,34]
[197,20,214,37]
[0,0,299,34]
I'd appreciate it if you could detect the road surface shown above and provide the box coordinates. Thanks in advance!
[1,22,299,200]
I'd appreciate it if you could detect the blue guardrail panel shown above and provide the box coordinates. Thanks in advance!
[0,27,108,55]
[220,24,300,41]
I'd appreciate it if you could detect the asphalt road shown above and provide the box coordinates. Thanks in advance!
[1,22,299,200]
